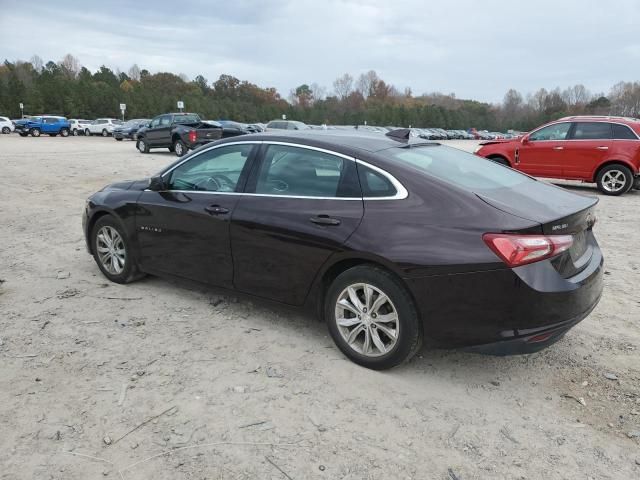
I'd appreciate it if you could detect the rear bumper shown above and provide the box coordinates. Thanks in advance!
[463,295,600,355]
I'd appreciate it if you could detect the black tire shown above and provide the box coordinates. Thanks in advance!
[60,128,69,137]
[1,127,10,134]
[488,155,510,167]
[596,164,633,196]
[173,139,187,157]
[101,129,109,137]
[91,215,144,284]
[136,138,149,153]
[30,128,41,137]
[85,129,91,136]
[325,265,422,370]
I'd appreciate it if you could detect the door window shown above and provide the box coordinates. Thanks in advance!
[167,144,253,192]
[570,122,612,140]
[612,123,638,140]
[357,164,397,197]
[255,145,348,197]
[159,115,172,126]
[150,117,161,128]
[529,123,571,141]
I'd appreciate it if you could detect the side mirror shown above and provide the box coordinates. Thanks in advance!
[148,176,166,191]
[521,135,529,144]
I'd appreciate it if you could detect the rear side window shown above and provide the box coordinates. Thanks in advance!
[571,122,612,140]
[256,145,346,197]
[390,145,529,192]
[357,164,397,197]
[612,124,638,140]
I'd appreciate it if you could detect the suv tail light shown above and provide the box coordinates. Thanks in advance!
[482,233,573,267]
[188,131,197,143]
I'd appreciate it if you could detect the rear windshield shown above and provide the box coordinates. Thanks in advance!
[389,145,531,191]
[174,114,200,124]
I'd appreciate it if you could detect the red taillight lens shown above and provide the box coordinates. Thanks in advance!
[188,131,196,143]
[483,233,573,267]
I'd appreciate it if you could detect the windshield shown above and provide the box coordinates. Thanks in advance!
[389,145,531,192]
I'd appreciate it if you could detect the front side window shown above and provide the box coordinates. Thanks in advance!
[612,123,638,140]
[159,115,172,126]
[571,122,612,140]
[150,117,161,128]
[167,144,253,192]
[256,145,346,197]
[529,122,571,141]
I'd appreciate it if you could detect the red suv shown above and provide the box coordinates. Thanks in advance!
[475,116,640,195]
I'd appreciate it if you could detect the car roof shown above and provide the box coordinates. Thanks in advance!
[557,115,640,124]
[216,130,439,154]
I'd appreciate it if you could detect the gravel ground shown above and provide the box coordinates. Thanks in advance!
[0,135,639,479]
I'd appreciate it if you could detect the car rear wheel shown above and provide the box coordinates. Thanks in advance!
[72,128,78,136]
[85,128,91,136]
[101,129,108,137]
[30,128,41,137]
[1,127,10,134]
[91,216,143,284]
[60,128,69,137]
[173,139,187,157]
[136,138,149,153]
[325,265,422,370]
[596,164,633,196]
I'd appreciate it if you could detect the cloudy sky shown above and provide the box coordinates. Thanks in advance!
[1,0,638,103]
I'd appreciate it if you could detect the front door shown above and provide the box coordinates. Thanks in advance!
[146,114,172,147]
[135,143,257,287]
[231,143,364,305]
[517,121,571,178]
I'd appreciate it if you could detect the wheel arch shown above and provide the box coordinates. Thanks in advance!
[86,209,129,254]
[309,253,422,326]
[592,160,637,182]
[486,153,511,166]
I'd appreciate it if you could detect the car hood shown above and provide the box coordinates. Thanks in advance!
[475,180,597,226]
[102,179,149,191]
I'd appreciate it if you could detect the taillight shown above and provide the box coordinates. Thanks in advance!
[188,130,196,143]
[483,233,573,267]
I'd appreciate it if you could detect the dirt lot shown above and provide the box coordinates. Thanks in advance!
[0,135,639,479]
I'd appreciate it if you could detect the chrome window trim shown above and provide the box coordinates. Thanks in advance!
[154,140,409,201]
[527,120,640,141]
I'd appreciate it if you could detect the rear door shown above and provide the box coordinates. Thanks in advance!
[562,122,613,179]
[517,122,571,177]
[135,143,258,287]
[230,143,364,305]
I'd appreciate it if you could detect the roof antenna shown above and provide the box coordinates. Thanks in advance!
[385,128,411,142]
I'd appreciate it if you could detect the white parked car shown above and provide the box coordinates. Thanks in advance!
[85,118,122,137]
[69,119,92,136]
[0,116,15,134]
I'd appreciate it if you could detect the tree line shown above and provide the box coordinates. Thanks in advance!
[1,54,639,131]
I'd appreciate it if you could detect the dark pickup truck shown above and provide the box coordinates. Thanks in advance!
[135,113,223,156]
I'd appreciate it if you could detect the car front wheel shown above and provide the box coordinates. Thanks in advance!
[85,129,91,136]
[60,128,69,137]
[30,128,41,137]
[1,127,10,134]
[91,216,142,284]
[596,164,633,196]
[325,265,422,370]
[136,138,149,153]
[101,129,109,137]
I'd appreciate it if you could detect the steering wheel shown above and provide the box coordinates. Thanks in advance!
[194,176,221,191]
[212,174,235,191]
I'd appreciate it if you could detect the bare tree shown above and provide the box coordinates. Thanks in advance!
[609,81,640,117]
[332,73,353,99]
[30,55,43,73]
[356,70,379,98]
[503,89,523,118]
[310,82,326,103]
[60,53,80,78]
[562,84,591,107]
[128,64,141,81]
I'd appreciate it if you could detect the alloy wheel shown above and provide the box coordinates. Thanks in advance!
[96,226,126,275]
[175,142,184,156]
[601,170,626,193]
[335,283,399,357]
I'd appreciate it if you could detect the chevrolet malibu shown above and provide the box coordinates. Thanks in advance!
[82,130,603,370]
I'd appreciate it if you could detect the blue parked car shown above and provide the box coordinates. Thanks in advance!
[14,116,71,137]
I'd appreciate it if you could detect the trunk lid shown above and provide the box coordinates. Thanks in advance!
[476,181,598,278]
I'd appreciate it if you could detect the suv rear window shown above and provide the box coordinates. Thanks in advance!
[612,123,638,140]
[390,145,529,192]
[571,122,612,140]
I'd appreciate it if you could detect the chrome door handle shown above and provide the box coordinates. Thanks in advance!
[204,205,229,215]
[310,215,341,226]
[553,146,564,150]
[596,146,609,150]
